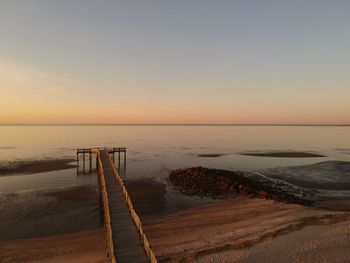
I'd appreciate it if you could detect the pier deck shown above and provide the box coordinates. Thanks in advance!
[99,150,149,263]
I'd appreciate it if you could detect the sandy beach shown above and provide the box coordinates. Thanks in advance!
[144,197,350,262]
[142,164,350,262]
[0,229,108,263]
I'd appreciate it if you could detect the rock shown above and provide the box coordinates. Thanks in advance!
[169,167,314,206]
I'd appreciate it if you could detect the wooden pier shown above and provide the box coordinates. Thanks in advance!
[77,147,157,263]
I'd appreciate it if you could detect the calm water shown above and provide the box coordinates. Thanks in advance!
[0,125,349,193]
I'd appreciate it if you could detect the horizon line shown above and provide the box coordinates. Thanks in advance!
[0,123,350,127]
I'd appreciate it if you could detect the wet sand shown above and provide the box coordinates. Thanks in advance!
[0,229,108,263]
[0,159,77,175]
[144,197,350,262]
[261,161,350,191]
[125,178,213,219]
[0,185,100,240]
[0,184,107,262]
[241,151,326,158]
[198,153,228,157]
[125,178,167,218]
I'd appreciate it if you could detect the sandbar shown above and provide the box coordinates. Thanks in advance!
[241,151,326,158]
[0,159,77,176]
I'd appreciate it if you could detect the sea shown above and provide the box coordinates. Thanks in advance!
[0,125,349,193]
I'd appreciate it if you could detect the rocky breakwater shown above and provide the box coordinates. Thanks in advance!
[169,167,317,206]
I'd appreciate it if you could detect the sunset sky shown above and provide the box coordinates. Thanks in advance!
[0,1,349,124]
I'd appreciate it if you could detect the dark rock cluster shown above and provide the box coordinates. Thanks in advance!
[169,167,315,206]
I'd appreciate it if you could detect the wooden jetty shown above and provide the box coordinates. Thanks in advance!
[77,147,157,263]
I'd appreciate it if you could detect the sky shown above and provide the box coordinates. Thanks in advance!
[0,0,349,124]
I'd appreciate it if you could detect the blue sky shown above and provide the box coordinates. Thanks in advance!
[1,1,349,124]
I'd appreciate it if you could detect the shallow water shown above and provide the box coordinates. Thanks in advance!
[0,125,349,192]
[0,168,97,193]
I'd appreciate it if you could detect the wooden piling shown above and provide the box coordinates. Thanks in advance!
[124,151,126,173]
[83,152,86,174]
[89,152,92,172]
[77,152,79,174]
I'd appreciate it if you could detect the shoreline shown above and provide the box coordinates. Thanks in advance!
[2,159,350,262]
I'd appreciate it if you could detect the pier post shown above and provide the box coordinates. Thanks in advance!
[97,169,104,224]
[124,151,127,172]
[89,152,92,173]
[83,152,85,174]
[118,151,121,171]
[77,152,79,174]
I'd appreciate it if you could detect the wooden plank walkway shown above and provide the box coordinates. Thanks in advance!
[99,150,149,263]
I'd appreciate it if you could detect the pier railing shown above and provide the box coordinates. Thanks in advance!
[107,153,157,263]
